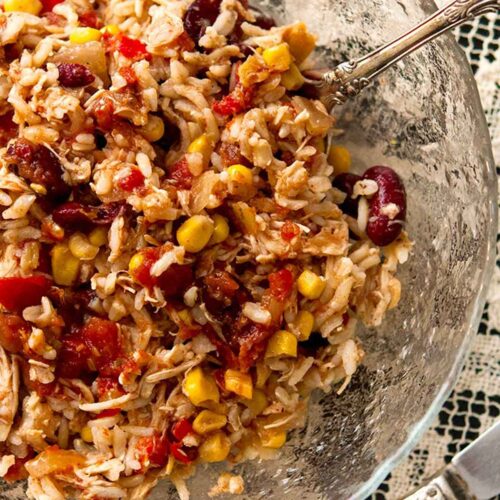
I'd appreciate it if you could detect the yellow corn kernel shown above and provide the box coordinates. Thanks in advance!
[101,24,120,36]
[183,367,219,406]
[297,270,326,300]
[187,134,212,167]
[238,54,270,88]
[260,429,287,449]
[283,23,317,64]
[4,0,42,14]
[232,202,257,235]
[227,164,253,186]
[281,63,305,91]
[128,252,144,275]
[227,164,254,198]
[80,426,93,443]
[255,361,271,388]
[209,214,230,245]
[88,227,108,247]
[224,369,253,400]
[70,27,102,44]
[68,233,99,261]
[265,330,298,358]
[192,410,227,435]
[51,243,81,286]
[328,145,352,175]
[176,215,214,253]
[295,310,315,341]
[244,389,267,415]
[262,43,292,72]
[199,432,231,463]
[139,115,165,143]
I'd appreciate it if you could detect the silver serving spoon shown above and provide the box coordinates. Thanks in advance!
[309,0,500,108]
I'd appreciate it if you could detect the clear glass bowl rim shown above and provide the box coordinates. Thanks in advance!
[353,4,498,497]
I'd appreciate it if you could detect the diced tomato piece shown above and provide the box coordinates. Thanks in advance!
[204,271,239,301]
[268,268,294,301]
[178,326,201,340]
[118,36,151,61]
[41,0,64,13]
[171,419,193,441]
[121,357,140,376]
[136,433,170,468]
[33,380,58,397]
[118,66,138,86]
[93,96,115,131]
[0,314,30,354]
[234,321,274,372]
[95,376,125,401]
[78,11,102,29]
[0,111,18,148]
[168,157,193,190]
[130,247,193,298]
[79,318,122,377]
[129,247,161,289]
[4,449,35,483]
[57,335,89,379]
[96,408,121,419]
[117,168,145,192]
[0,275,52,312]
[57,318,125,379]
[281,220,300,241]
[212,83,254,116]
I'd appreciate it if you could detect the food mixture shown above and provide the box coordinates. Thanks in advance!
[0,0,411,498]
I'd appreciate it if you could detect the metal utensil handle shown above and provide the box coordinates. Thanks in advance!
[323,0,500,105]
[404,466,473,500]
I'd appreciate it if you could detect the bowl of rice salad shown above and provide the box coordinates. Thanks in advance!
[0,0,495,498]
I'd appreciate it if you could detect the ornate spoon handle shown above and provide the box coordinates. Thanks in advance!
[321,0,500,106]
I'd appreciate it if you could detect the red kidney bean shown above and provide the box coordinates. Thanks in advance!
[95,203,124,224]
[57,63,95,88]
[52,202,94,228]
[184,0,222,44]
[332,173,362,217]
[6,139,70,199]
[363,165,406,246]
[52,201,123,230]
[157,264,194,298]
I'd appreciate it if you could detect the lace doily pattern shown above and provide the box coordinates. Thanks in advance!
[372,10,500,499]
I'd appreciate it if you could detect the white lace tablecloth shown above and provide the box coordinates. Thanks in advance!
[372,8,500,499]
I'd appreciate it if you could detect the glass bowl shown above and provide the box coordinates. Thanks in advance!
[1,1,495,499]
[149,0,497,498]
